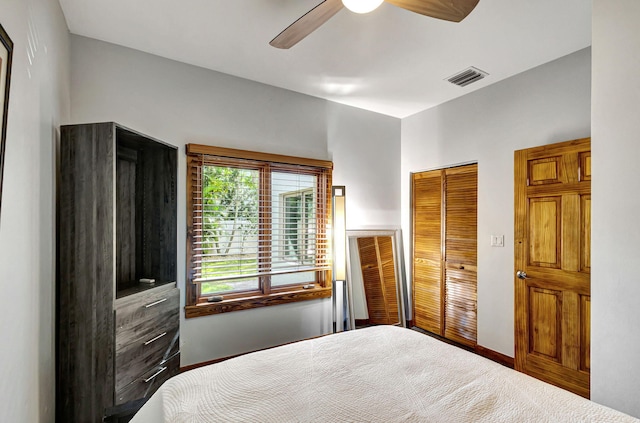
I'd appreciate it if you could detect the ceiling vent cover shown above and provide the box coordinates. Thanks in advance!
[446,67,488,87]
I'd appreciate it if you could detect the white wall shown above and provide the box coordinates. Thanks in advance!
[327,102,401,229]
[591,0,640,417]
[401,48,591,357]
[70,35,400,366]
[0,0,70,422]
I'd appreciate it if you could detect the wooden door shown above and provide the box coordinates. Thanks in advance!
[514,138,591,398]
[412,164,477,346]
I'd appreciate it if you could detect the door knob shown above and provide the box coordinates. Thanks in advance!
[516,270,528,280]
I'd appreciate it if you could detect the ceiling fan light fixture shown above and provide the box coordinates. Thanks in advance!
[342,0,384,14]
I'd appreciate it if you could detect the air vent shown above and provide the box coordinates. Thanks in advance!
[446,67,488,87]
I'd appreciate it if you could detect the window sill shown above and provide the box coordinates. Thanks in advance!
[184,286,332,318]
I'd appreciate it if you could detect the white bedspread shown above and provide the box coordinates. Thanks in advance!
[133,325,638,422]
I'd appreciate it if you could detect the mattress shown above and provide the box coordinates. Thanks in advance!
[132,325,638,422]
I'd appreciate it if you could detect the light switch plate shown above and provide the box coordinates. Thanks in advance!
[490,235,505,247]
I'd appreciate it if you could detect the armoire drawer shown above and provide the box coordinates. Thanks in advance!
[115,286,179,351]
[115,352,180,406]
[115,323,179,392]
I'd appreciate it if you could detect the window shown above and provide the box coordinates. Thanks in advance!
[282,188,314,266]
[185,144,333,318]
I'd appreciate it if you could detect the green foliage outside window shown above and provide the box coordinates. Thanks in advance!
[201,166,259,290]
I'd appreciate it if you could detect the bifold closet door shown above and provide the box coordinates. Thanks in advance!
[412,170,443,335]
[412,164,477,346]
[443,165,477,346]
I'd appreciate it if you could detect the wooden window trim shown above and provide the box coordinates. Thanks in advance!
[185,286,332,318]
[185,143,333,319]
[186,144,333,170]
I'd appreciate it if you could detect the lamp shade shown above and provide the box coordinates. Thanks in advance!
[342,0,384,14]
[332,186,346,281]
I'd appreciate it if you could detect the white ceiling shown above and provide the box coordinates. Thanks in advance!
[58,0,591,118]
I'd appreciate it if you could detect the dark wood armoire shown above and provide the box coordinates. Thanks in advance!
[57,122,179,422]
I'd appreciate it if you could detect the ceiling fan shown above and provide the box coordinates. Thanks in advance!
[270,0,480,49]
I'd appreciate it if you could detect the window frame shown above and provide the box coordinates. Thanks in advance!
[185,144,333,318]
[280,187,315,265]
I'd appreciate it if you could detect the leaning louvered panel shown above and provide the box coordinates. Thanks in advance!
[357,237,388,324]
[378,236,400,324]
[444,165,477,346]
[363,279,387,323]
[412,170,443,334]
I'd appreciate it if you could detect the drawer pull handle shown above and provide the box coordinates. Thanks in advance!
[143,366,167,383]
[144,298,168,308]
[143,332,167,346]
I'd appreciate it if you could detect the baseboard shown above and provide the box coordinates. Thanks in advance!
[180,355,238,373]
[475,345,514,368]
[412,326,514,368]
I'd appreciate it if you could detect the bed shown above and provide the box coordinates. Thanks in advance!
[131,325,638,422]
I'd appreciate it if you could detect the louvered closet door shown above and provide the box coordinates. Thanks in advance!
[412,170,443,334]
[443,165,477,346]
[412,164,477,345]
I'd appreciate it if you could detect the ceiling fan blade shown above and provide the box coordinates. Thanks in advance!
[270,0,344,49]
[384,0,479,22]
